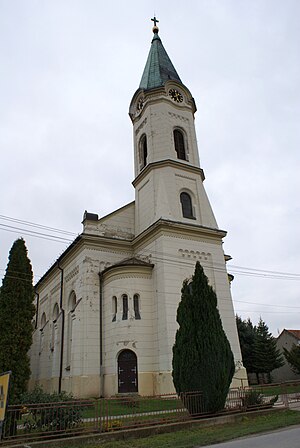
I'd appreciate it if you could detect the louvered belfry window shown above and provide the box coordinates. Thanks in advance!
[140,135,148,169]
[174,129,186,160]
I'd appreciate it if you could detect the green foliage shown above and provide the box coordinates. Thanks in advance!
[283,344,300,375]
[242,389,264,407]
[0,238,35,401]
[16,385,84,432]
[252,318,284,381]
[236,316,256,372]
[241,389,278,409]
[236,316,284,382]
[172,262,235,413]
[119,396,140,409]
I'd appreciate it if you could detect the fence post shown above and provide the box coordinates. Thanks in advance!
[282,384,289,408]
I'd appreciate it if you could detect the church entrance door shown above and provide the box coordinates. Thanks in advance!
[118,350,138,393]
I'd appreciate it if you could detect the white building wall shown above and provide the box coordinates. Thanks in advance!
[134,229,246,393]
[102,266,156,396]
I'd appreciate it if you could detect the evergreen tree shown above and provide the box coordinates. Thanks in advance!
[0,238,35,401]
[172,262,235,413]
[252,318,284,383]
[236,315,256,373]
[283,344,300,375]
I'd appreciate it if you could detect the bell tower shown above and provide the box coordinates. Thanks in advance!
[129,22,218,236]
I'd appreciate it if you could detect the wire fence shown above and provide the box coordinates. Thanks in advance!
[1,381,300,445]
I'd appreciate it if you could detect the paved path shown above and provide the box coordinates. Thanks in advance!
[202,425,300,448]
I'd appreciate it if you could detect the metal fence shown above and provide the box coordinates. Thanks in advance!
[1,381,300,445]
[2,399,96,445]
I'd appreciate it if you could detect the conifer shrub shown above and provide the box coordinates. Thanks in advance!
[0,238,35,402]
[13,386,85,432]
[172,262,235,414]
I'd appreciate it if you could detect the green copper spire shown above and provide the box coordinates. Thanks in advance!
[139,19,182,90]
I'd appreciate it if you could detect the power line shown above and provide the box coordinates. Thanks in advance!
[1,215,300,284]
[0,268,41,279]
[230,264,300,278]
[235,309,300,315]
[0,214,77,236]
[233,299,300,309]
[0,223,74,243]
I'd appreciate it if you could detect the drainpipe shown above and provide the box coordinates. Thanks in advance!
[98,272,104,397]
[57,263,65,394]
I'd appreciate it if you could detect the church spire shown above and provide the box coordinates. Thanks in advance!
[139,17,182,90]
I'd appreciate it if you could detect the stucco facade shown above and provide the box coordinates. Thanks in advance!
[272,330,300,383]
[29,25,247,397]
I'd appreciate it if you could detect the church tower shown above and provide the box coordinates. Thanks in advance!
[129,22,217,235]
[128,21,246,394]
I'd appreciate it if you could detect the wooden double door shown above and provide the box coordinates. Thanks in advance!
[118,350,138,393]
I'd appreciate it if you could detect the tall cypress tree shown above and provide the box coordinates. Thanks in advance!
[0,238,35,401]
[236,315,256,373]
[172,262,235,413]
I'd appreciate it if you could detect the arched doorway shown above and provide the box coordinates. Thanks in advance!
[117,350,138,393]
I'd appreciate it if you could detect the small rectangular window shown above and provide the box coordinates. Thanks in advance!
[134,294,141,320]
[122,295,128,320]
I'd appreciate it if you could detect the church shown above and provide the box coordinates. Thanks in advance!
[29,20,246,398]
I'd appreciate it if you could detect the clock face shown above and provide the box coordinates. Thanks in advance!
[137,97,144,112]
[169,88,183,103]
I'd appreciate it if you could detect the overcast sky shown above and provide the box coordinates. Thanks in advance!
[1,0,299,336]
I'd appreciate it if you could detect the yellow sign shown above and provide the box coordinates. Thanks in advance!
[0,372,11,421]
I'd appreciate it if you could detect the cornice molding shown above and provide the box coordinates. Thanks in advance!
[133,218,226,249]
[132,159,205,187]
[36,220,226,291]
[102,265,153,284]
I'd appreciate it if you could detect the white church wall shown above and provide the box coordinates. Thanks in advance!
[101,265,156,396]
[134,227,246,393]
[83,202,135,239]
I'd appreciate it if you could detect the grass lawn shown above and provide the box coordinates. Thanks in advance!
[83,397,183,419]
[254,383,300,397]
[50,409,300,448]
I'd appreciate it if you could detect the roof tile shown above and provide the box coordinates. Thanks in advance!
[139,32,181,90]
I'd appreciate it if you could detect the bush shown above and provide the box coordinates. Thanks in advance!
[242,389,278,409]
[242,390,264,408]
[104,419,123,431]
[15,386,84,432]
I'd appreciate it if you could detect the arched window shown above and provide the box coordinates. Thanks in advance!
[174,129,187,160]
[139,135,148,169]
[51,303,59,351]
[68,291,76,311]
[122,294,128,320]
[133,294,141,320]
[39,312,47,354]
[112,296,117,322]
[53,303,59,321]
[41,312,47,328]
[66,291,76,369]
[180,192,194,219]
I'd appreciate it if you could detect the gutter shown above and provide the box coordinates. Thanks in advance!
[57,263,65,394]
[98,272,104,397]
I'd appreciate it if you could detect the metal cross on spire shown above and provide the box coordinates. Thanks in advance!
[151,16,159,27]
